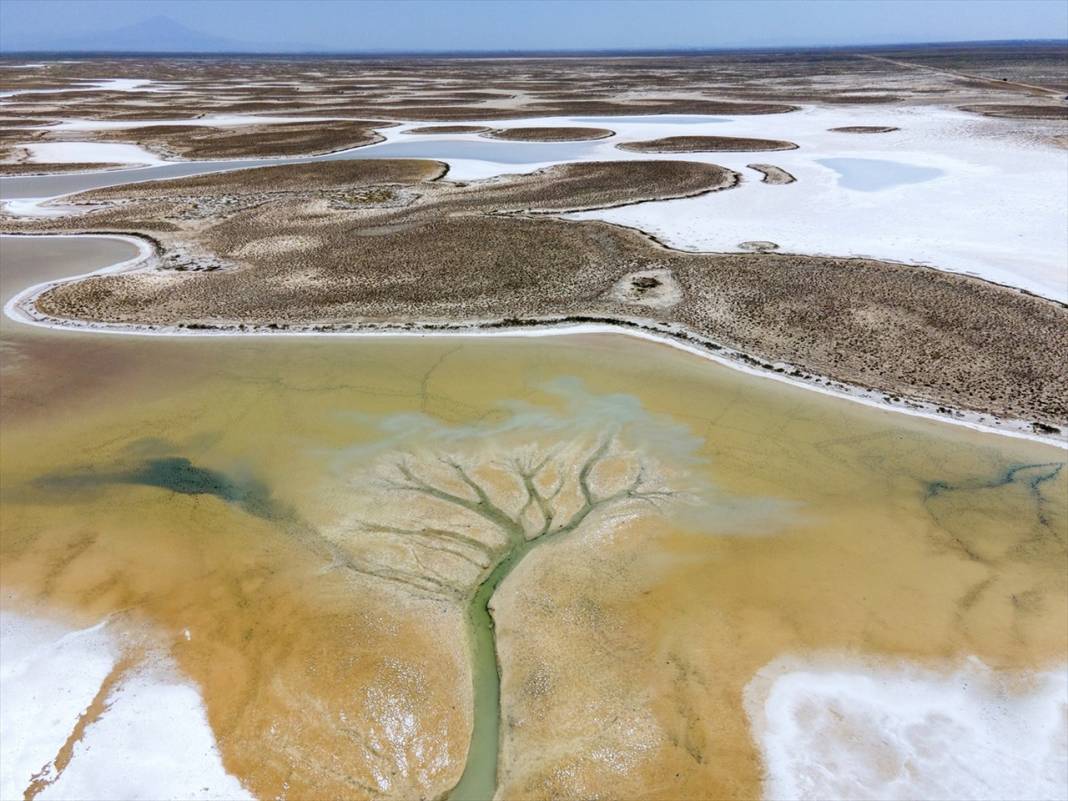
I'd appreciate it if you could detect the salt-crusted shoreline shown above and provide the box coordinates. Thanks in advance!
[0,605,252,801]
[745,653,1068,801]
[4,232,1063,448]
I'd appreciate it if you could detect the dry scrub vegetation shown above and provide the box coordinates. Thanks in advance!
[404,125,492,135]
[7,159,1065,427]
[0,161,124,175]
[828,125,901,133]
[617,135,799,153]
[959,104,1068,120]
[92,119,391,159]
[482,127,615,142]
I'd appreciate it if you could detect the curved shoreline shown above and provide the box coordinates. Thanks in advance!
[0,122,405,211]
[3,232,1062,448]
[6,110,1064,303]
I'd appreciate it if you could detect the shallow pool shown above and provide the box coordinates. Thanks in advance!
[818,157,944,191]
[572,115,730,125]
[0,115,737,201]
[0,136,607,201]
[335,137,603,164]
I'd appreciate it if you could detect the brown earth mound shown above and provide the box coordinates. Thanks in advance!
[829,126,900,133]
[959,104,1068,120]
[617,135,798,153]
[0,117,55,128]
[746,164,795,184]
[93,120,391,159]
[0,162,125,175]
[404,125,492,135]
[482,127,614,142]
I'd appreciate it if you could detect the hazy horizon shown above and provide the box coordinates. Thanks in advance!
[2,0,1067,55]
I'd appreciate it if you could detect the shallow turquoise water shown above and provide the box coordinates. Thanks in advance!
[818,157,944,191]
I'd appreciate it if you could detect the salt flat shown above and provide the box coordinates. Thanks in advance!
[0,609,252,801]
[22,140,166,166]
[747,656,1068,801]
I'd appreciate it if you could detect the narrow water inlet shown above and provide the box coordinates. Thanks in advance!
[0,114,735,200]
[448,563,509,801]
[0,131,598,200]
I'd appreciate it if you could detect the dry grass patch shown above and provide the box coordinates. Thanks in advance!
[959,104,1068,120]
[617,135,798,153]
[0,162,124,175]
[83,159,448,201]
[94,120,391,159]
[829,125,901,133]
[404,125,492,135]
[482,127,614,142]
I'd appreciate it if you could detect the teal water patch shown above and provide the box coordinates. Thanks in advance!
[35,456,284,522]
[818,157,943,191]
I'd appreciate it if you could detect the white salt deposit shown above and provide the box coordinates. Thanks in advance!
[387,107,1067,300]
[21,141,166,166]
[0,78,162,99]
[0,613,118,801]
[745,655,1068,801]
[0,198,78,218]
[37,662,253,801]
[563,106,1068,301]
[0,608,252,801]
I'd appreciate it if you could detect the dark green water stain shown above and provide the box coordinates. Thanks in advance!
[36,457,284,522]
[926,462,1064,499]
[923,461,1066,563]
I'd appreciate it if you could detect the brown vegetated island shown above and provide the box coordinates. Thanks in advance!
[7,159,1065,431]
[617,135,799,153]
[746,163,796,184]
[959,104,1068,120]
[0,162,125,176]
[482,127,615,142]
[828,125,901,133]
[92,119,391,159]
[404,125,492,135]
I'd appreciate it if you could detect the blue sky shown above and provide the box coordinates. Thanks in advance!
[2,0,1067,52]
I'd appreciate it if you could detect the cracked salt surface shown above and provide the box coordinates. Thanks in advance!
[0,609,252,801]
